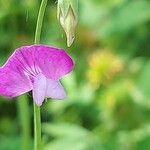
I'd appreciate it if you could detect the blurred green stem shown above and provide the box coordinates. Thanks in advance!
[34,0,48,150]
[17,95,31,150]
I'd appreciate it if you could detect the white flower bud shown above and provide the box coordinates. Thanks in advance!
[57,0,78,47]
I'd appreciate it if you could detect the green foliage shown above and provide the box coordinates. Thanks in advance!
[43,123,103,150]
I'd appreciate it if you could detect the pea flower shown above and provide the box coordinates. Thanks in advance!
[0,45,74,106]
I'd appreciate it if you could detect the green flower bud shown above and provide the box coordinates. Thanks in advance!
[57,0,78,47]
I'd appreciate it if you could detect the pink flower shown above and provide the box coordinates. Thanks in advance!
[0,45,74,106]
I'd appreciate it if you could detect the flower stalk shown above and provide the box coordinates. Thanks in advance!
[17,95,31,150]
[35,0,48,44]
[34,103,42,150]
[34,0,48,150]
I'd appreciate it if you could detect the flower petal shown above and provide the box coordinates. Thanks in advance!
[0,65,33,97]
[12,45,74,80]
[34,45,74,80]
[0,46,39,97]
[32,74,47,106]
[46,79,66,100]
[0,44,74,98]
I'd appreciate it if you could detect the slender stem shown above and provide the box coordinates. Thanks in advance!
[35,0,48,44]
[34,103,42,150]
[18,95,31,150]
[34,0,48,150]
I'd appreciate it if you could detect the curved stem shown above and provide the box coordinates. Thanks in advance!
[18,95,31,150]
[34,0,48,150]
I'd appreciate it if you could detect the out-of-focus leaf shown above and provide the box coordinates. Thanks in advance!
[117,123,150,150]
[100,0,150,37]
[0,136,21,150]
[43,123,103,150]
[138,60,150,98]
[42,123,88,138]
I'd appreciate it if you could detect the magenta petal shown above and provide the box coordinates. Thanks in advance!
[34,45,74,80]
[32,74,47,106]
[11,45,74,80]
[0,44,74,98]
[0,69,32,97]
[46,79,66,100]
[0,46,37,97]
[0,67,32,97]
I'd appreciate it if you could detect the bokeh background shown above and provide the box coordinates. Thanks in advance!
[0,0,150,149]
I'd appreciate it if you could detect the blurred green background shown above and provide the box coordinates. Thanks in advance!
[0,0,150,150]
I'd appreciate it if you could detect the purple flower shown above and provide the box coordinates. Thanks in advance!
[0,44,74,106]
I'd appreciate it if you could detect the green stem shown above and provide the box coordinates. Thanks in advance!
[35,0,48,44]
[34,0,48,150]
[34,103,42,150]
[18,95,31,150]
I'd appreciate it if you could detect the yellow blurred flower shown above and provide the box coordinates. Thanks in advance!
[87,50,124,88]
